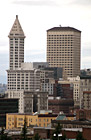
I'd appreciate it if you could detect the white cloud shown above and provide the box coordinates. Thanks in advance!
[82,56,91,63]
[13,0,57,6]
[0,0,91,83]
[81,56,91,69]
[73,0,91,6]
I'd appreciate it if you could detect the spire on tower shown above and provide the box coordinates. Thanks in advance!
[8,15,25,38]
[16,15,18,19]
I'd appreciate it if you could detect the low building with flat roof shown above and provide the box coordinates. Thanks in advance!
[6,112,58,130]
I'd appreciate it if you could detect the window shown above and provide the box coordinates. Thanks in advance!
[39,119,41,122]
[39,124,41,127]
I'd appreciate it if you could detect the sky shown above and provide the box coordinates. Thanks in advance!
[0,0,91,83]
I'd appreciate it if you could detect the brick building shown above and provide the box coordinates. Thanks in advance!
[48,98,74,114]
[53,81,73,98]
[76,109,91,121]
[51,120,91,129]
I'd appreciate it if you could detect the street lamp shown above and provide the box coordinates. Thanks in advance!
[53,133,62,140]
[58,134,62,140]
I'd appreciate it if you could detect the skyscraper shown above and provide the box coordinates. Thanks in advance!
[8,15,25,70]
[6,16,48,113]
[47,26,81,78]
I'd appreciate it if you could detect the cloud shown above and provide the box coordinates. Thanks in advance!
[0,40,8,52]
[69,0,91,6]
[81,56,91,69]
[82,56,91,62]
[13,0,56,6]
[0,41,8,47]
[81,42,91,57]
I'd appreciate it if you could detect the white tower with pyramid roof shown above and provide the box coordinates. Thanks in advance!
[8,15,25,70]
[6,16,41,113]
[6,16,48,113]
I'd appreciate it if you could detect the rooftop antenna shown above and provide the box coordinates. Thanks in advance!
[16,15,18,19]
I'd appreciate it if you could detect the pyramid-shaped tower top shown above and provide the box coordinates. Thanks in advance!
[8,15,25,38]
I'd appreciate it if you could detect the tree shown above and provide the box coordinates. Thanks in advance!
[52,122,64,140]
[0,127,12,140]
[33,133,41,140]
[61,134,66,140]
[76,131,86,140]
[21,119,28,140]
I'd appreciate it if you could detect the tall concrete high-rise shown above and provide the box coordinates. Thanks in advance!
[6,16,48,113]
[8,15,25,70]
[6,16,41,112]
[47,26,81,78]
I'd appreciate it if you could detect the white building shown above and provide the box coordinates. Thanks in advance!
[8,15,25,70]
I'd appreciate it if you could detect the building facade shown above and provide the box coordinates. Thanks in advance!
[80,76,91,108]
[24,91,48,113]
[58,76,80,106]
[48,97,74,114]
[47,26,81,78]
[53,80,73,98]
[40,67,63,95]
[7,69,40,91]
[76,109,91,121]
[83,91,91,109]
[51,120,91,129]
[6,67,40,113]
[6,113,57,129]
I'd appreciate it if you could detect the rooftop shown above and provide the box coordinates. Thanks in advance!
[83,91,91,94]
[47,26,81,32]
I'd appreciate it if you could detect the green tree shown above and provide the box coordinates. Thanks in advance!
[76,131,86,140]
[33,133,41,140]
[21,119,28,140]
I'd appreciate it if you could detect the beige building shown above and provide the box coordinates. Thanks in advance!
[83,91,91,109]
[80,77,91,108]
[40,70,55,95]
[47,26,81,78]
